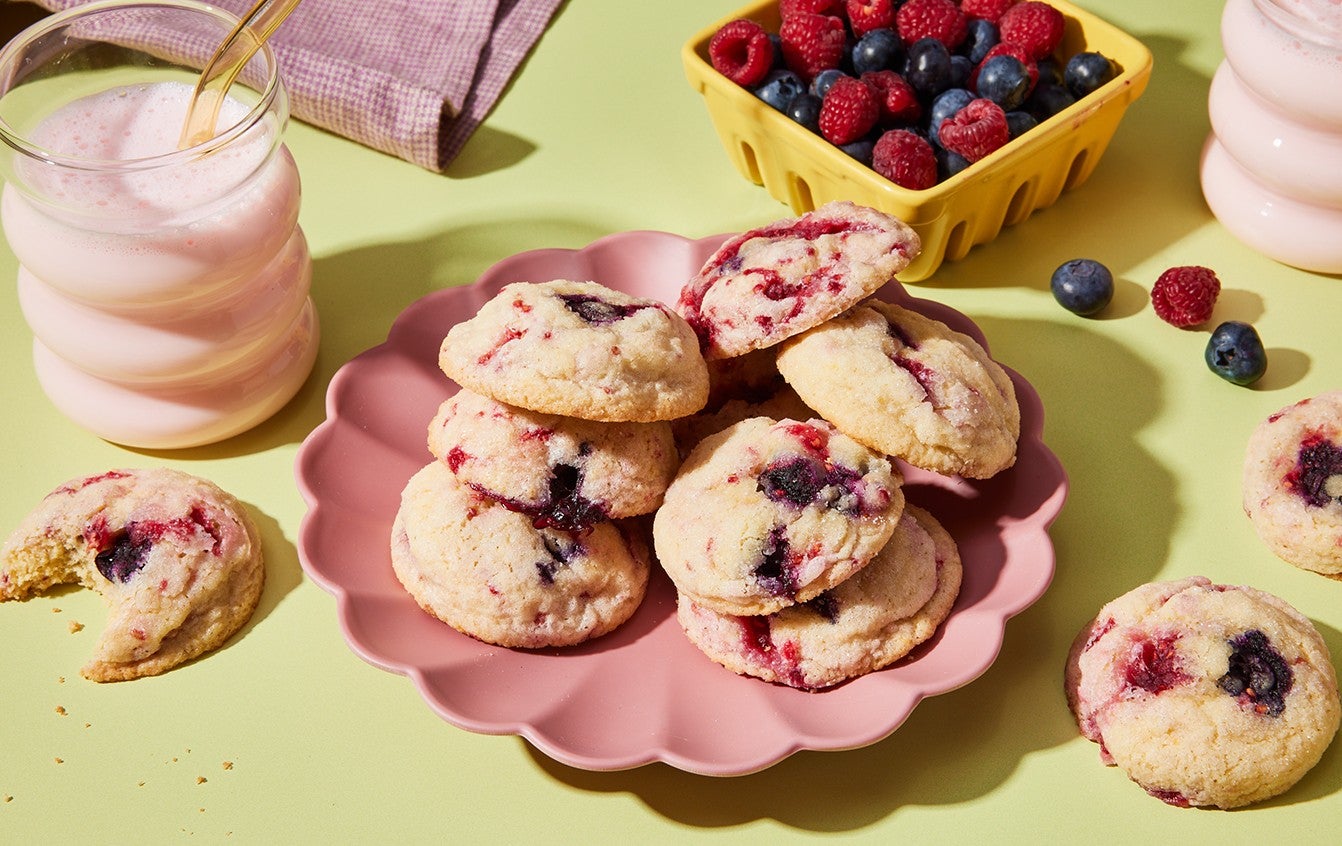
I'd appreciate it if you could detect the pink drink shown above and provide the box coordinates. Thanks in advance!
[1200,0,1342,273]
[0,2,316,448]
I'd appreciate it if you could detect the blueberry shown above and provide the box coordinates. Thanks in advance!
[558,293,646,324]
[948,54,974,90]
[903,37,953,101]
[809,68,846,99]
[1205,320,1267,386]
[839,136,876,165]
[928,87,974,147]
[94,527,152,583]
[1005,110,1038,138]
[1065,51,1116,98]
[937,146,971,179]
[753,525,796,597]
[961,19,1000,65]
[1025,82,1076,120]
[851,28,903,75]
[1217,630,1292,716]
[1290,438,1342,507]
[787,92,822,132]
[975,54,1031,110]
[754,69,805,112]
[1036,55,1064,88]
[1050,258,1114,316]
[768,34,785,71]
[758,456,826,508]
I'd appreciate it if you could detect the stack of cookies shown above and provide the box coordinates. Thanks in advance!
[396,200,1023,689]
[392,279,708,648]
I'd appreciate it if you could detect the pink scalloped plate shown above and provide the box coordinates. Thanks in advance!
[294,230,1068,776]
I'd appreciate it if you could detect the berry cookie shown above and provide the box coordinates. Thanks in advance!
[1243,391,1342,577]
[427,389,679,532]
[438,279,709,422]
[678,504,961,689]
[675,201,921,360]
[777,298,1019,479]
[0,468,264,682]
[653,416,903,617]
[391,461,649,649]
[1064,576,1341,808]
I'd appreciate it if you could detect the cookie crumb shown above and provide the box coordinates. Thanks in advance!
[196,776,207,785]
[54,706,67,716]
[52,607,61,613]
[138,781,146,788]
[54,757,63,764]
[68,620,84,633]
[84,723,91,729]
[222,761,233,771]
[4,795,13,803]
[57,676,65,684]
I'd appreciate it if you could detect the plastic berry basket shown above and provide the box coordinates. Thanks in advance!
[682,0,1152,282]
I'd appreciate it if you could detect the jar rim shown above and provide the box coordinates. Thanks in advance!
[1254,0,1342,49]
[0,0,284,173]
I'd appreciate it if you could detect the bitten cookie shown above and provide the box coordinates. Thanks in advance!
[777,298,1019,479]
[438,279,708,422]
[391,461,648,648]
[654,417,903,617]
[0,468,264,682]
[678,504,961,689]
[1064,576,1341,809]
[1243,391,1342,577]
[427,389,679,531]
[675,201,921,359]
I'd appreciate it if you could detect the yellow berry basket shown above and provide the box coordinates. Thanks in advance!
[682,0,1153,282]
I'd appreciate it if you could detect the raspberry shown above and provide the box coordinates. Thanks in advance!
[779,13,848,82]
[937,97,1009,162]
[872,129,937,190]
[895,0,968,51]
[847,0,897,37]
[861,70,922,124]
[780,0,846,19]
[969,42,1038,91]
[1151,265,1221,328]
[998,1,1066,61]
[818,75,880,145]
[960,0,1019,23]
[708,19,775,88]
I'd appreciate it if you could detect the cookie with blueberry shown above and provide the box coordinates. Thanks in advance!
[653,416,904,617]
[0,468,264,682]
[391,461,649,649]
[777,298,1019,479]
[1243,391,1342,578]
[438,279,709,423]
[674,201,921,360]
[1064,576,1340,808]
[427,389,678,532]
[678,504,961,690]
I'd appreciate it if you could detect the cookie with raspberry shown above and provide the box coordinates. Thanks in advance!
[675,201,921,360]
[654,417,904,617]
[1064,577,1340,808]
[678,504,961,689]
[427,389,679,532]
[1243,391,1342,577]
[438,279,709,422]
[391,461,648,649]
[0,468,264,682]
[776,298,1019,479]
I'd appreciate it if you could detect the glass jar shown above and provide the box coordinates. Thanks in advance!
[1200,0,1342,274]
[0,0,317,448]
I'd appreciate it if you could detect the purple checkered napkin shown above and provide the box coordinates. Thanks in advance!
[30,0,563,171]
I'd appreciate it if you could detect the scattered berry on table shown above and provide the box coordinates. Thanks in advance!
[1151,265,1220,328]
[960,0,1020,24]
[1205,321,1268,386]
[975,54,1031,109]
[998,1,1066,60]
[1065,51,1117,97]
[938,97,1010,161]
[872,128,939,189]
[754,69,806,112]
[819,74,881,144]
[779,12,848,82]
[847,0,899,37]
[897,0,969,50]
[708,19,776,88]
[1050,258,1114,315]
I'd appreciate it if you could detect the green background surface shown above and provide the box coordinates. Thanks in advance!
[2,1,1339,842]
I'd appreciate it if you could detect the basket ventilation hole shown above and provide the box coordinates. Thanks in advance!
[788,172,815,213]
[1063,148,1091,191]
[739,139,762,185]
[1005,181,1035,226]
[946,219,970,261]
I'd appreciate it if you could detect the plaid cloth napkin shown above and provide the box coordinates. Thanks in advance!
[30,0,564,171]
